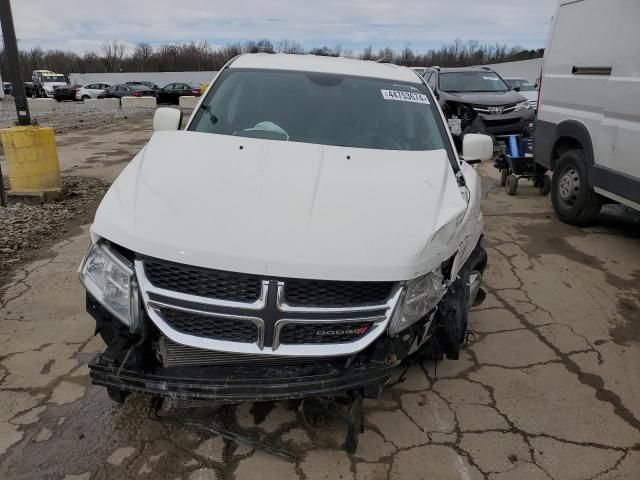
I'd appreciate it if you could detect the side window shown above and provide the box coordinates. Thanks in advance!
[176,84,186,90]
[86,84,97,90]
[165,84,175,91]
[101,84,109,89]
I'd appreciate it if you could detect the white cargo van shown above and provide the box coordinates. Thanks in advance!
[535,0,640,224]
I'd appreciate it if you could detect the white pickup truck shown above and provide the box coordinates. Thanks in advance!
[32,69,67,98]
[80,53,491,408]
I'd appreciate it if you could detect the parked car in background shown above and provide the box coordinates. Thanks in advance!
[53,84,83,102]
[423,67,534,146]
[503,77,538,109]
[83,53,491,410]
[76,83,112,100]
[126,81,159,90]
[156,82,202,104]
[98,84,157,99]
[536,0,640,225]
[32,70,67,98]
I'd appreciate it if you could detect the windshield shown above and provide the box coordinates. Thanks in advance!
[42,75,65,82]
[505,79,536,91]
[190,69,446,151]
[439,71,509,93]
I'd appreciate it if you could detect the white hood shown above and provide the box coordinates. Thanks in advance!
[44,82,66,89]
[93,131,467,281]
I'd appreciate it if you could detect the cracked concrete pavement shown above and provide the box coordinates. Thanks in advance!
[1,120,639,479]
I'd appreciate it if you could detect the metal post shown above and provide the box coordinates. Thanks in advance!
[0,0,32,126]
[0,161,6,206]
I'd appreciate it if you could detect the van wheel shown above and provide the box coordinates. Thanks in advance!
[551,149,602,225]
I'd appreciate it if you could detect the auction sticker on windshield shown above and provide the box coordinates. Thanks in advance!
[381,89,430,104]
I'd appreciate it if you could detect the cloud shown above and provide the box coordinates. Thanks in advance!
[12,0,556,53]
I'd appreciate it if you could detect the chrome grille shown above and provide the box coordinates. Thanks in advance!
[278,321,374,344]
[144,258,262,302]
[160,308,259,343]
[135,258,403,357]
[472,103,517,115]
[284,279,393,307]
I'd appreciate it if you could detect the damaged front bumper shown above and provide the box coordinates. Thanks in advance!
[89,354,395,403]
[86,242,488,404]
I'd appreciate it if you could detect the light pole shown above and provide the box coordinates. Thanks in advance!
[0,0,31,126]
[0,0,62,204]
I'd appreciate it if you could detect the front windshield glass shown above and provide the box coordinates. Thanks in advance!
[43,75,65,82]
[439,71,509,93]
[190,69,446,151]
[505,79,536,91]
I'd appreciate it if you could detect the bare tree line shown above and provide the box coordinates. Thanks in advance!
[0,39,543,78]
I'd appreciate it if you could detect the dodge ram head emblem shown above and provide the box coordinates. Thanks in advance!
[489,106,504,114]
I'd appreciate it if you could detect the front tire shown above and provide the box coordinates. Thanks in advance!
[82,95,90,101]
[107,387,130,404]
[551,150,602,225]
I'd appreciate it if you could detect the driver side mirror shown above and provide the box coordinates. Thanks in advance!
[153,107,182,131]
[461,134,493,164]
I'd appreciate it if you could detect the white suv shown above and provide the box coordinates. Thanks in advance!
[80,53,491,408]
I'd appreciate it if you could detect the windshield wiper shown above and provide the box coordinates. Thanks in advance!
[200,104,218,125]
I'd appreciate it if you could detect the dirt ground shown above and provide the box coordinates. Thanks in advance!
[0,118,639,480]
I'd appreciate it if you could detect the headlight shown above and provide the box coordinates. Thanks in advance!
[514,101,531,112]
[80,242,139,331]
[388,269,446,336]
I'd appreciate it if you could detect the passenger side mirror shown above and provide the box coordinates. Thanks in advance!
[153,107,182,131]
[512,86,521,92]
[461,134,493,164]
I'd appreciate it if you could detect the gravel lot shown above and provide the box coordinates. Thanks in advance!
[0,120,639,480]
[0,176,108,286]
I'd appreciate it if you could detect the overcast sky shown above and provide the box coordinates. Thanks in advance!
[12,0,557,54]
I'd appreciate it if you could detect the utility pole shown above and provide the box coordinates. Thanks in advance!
[0,0,61,204]
[0,0,31,126]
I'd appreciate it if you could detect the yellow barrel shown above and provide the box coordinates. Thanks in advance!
[0,126,61,193]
